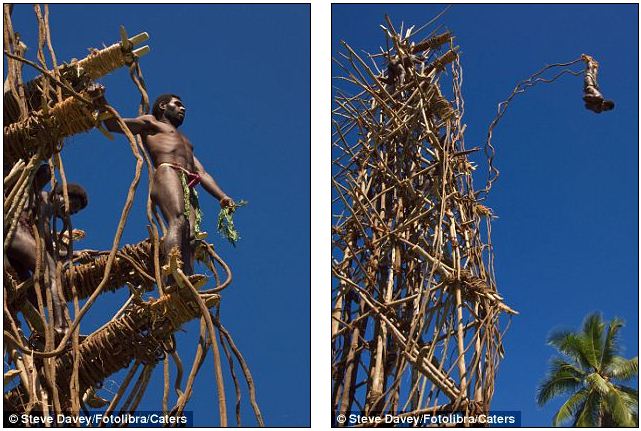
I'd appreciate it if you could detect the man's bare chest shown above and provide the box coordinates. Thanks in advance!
[144,130,193,154]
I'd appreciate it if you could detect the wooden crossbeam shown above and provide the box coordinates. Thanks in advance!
[7,239,153,312]
[4,286,219,412]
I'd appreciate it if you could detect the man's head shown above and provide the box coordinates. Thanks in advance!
[152,94,185,127]
[52,183,88,215]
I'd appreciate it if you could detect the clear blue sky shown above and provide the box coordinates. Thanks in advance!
[8,4,310,426]
[333,4,638,427]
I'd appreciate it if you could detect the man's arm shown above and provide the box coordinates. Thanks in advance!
[193,156,233,207]
[103,114,157,135]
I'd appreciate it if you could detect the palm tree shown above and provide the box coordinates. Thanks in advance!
[537,313,638,427]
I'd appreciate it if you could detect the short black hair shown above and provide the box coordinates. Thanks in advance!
[53,183,88,210]
[152,94,181,119]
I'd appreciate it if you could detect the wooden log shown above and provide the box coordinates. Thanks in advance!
[411,31,452,54]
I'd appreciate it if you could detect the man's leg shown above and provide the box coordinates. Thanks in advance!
[44,253,68,338]
[7,228,68,338]
[7,228,38,274]
[152,167,193,275]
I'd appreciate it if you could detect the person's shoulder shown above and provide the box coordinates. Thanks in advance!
[138,114,157,123]
[137,114,163,132]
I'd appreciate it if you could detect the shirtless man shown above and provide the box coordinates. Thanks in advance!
[103,94,233,274]
[6,164,89,339]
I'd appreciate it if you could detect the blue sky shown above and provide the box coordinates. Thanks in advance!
[333,4,638,427]
[8,4,310,427]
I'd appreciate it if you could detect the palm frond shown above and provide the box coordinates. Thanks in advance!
[586,372,609,395]
[601,317,624,366]
[605,356,638,382]
[615,384,639,401]
[582,313,605,370]
[552,388,588,426]
[548,331,590,370]
[605,385,636,426]
[574,390,600,427]
[614,384,639,416]
[537,360,584,406]
[549,357,584,377]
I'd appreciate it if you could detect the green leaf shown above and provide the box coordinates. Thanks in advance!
[217,200,248,247]
[552,388,588,426]
[614,384,639,416]
[548,331,590,370]
[604,385,635,426]
[585,372,609,395]
[581,313,605,370]
[549,357,584,377]
[601,317,624,366]
[537,359,583,406]
[605,356,638,382]
[615,384,639,402]
[574,390,599,427]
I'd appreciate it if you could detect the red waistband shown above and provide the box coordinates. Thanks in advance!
[158,163,201,188]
